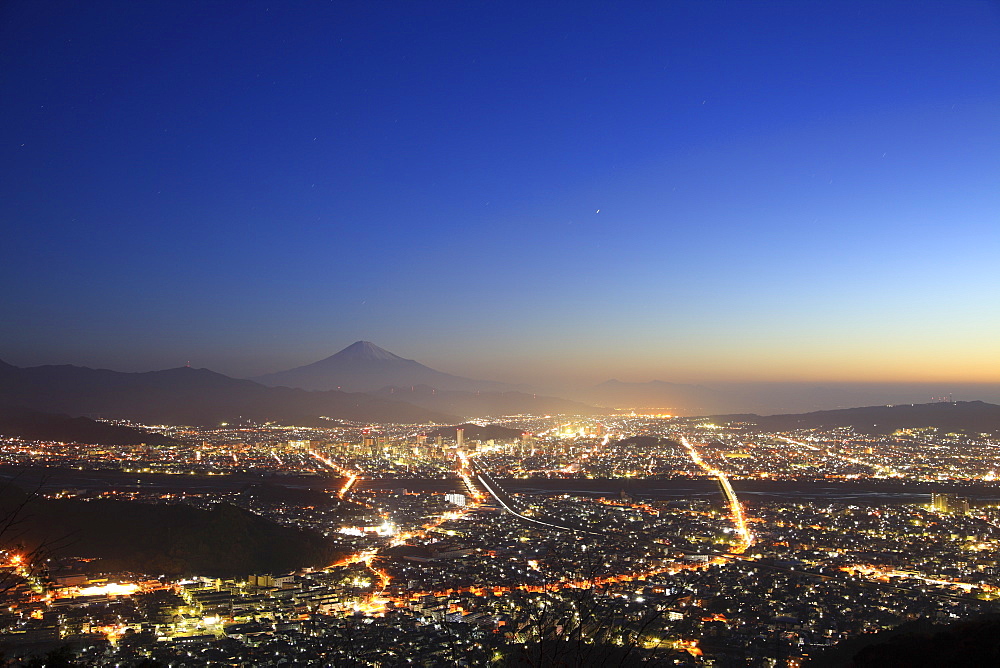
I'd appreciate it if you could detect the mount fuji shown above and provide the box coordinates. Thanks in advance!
[252,341,510,393]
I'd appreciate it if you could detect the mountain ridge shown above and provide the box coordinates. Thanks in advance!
[0,360,456,426]
[708,400,1000,435]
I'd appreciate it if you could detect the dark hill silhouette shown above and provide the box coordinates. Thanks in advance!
[253,341,512,393]
[375,384,600,418]
[0,359,456,426]
[710,400,1000,435]
[235,482,343,509]
[807,614,1000,667]
[0,486,340,577]
[0,405,176,445]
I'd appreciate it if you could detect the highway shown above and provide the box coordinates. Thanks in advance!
[473,465,606,538]
[309,449,359,497]
[678,435,753,553]
[471,452,751,554]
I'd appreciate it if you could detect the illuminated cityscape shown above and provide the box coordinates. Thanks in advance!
[0,413,999,664]
[4,0,999,665]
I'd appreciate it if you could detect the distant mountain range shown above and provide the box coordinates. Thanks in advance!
[254,341,510,393]
[710,400,1000,435]
[0,359,455,427]
[6,342,1000,432]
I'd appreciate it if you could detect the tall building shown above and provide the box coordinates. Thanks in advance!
[931,492,950,513]
[456,428,464,449]
[931,493,971,515]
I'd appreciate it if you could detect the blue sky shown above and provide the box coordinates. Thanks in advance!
[2,1,998,384]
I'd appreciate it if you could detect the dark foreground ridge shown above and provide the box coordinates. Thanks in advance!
[0,485,340,577]
[807,613,1000,667]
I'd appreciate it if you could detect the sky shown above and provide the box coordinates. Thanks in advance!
[2,1,999,386]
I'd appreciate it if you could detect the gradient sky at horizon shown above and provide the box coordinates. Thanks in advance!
[3,1,999,385]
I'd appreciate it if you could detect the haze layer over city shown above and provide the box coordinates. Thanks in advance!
[2,1,1000,667]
